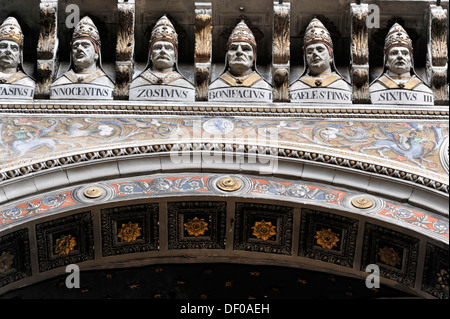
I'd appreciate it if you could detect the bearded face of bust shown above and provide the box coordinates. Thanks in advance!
[150,40,176,71]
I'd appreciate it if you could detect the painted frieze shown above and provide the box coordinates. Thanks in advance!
[1,174,447,242]
[0,116,447,186]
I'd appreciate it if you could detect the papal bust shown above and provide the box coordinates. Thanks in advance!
[289,18,352,103]
[0,17,35,99]
[369,23,433,105]
[208,20,272,102]
[50,16,114,100]
[129,15,195,101]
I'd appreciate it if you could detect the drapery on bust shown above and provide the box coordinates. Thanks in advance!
[369,23,433,103]
[0,17,35,96]
[129,14,194,100]
[290,18,351,93]
[50,16,114,98]
[208,20,271,92]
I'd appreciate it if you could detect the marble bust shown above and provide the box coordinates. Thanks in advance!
[208,20,272,102]
[290,18,352,103]
[50,16,114,100]
[0,17,35,99]
[129,15,195,101]
[369,23,433,105]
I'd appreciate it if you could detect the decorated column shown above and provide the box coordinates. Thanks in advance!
[35,0,59,99]
[194,2,213,101]
[115,0,135,99]
[350,2,370,104]
[272,1,290,102]
[427,4,448,105]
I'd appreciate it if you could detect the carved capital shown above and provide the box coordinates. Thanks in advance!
[272,1,290,102]
[35,0,59,99]
[350,3,370,104]
[194,2,212,101]
[115,0,135,100]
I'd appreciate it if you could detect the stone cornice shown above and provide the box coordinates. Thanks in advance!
[1,101,449,119]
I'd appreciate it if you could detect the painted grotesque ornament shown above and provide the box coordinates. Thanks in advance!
[208,20,272,102]
[50,16,114,100]
[369,23,433,105]
[290,18,352,103]
[129,15,195,101]
[0,17,35,99]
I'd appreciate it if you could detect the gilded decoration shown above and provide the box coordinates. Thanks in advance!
[436,269,449,292]
[351,195,374,209]
[117,221,142,242]
[299,209,358,267]
[378,246,402,267]
[0,229,31,288]
[101,204,159,257]
[314,228,340,249]
[35,212,94,272]
[362,223,419,287]
[184,217,209,237]
[216,176,242,192]
[0,251,14,274]
[234,203,293,255]
[422,243,449,298]
[168,201,226,250]
[251,220,277,241]
[54,234,77,256]
[83,186,104,199]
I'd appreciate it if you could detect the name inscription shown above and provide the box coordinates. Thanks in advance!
[290,88,352,104]
[50,84,114,100]
[129,85,195,101]
[370,89,434,105]
[0,84,34,100]
[208,87,272,102]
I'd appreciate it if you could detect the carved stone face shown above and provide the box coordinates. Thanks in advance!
[0,39,21,71]
[305,43,332,76]
[151,40,176,71]
[386,46,412,76]
[227,41,254,76]
[71,39,98,71]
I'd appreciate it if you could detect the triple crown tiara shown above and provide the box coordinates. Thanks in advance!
[0,17,24,48]
[150,15,178,49]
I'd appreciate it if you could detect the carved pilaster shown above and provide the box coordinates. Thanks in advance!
[350,3,370,104]
[35,0,59,99]
[194,2,212,101]
[272,1,290,102]
[115,0,135,100]
[427,5,448,105]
